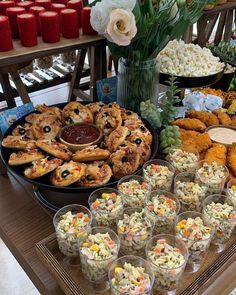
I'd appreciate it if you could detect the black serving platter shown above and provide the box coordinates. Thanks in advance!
[1,103,158,199]
[159,69,224,88]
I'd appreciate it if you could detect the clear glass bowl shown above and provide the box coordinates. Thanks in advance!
[195,160,229,195]
[167,147,199,174]
[142,159,175,192]
[116,207,153,257]
[88,187,123,230]
[175,211,214,273]
[117,175,151,207]
[145,234,188,294]
[174,172,208,212]
[53,204,92,258]
[79,227,120,284]
[144,189,180,234]
[109,255,155,295]
[226,178,236,206]
[202,194,236,252]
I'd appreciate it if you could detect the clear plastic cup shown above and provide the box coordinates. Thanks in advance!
[145,234,188,294]
[117,207,153,257]
[144,190,180,234]
[88,188,123,230]
[79,227,120,286]
[175,211,214,273]
[109,255,154,295]
[53,204,92,258]
[117,175,151,207]
[202,194,236,253]
[227,178,236,206]
[174,172,208,212]
[142,159,175,192]
[195,160,229,195]
[167,147,199,174]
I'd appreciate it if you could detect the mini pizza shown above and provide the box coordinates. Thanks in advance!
[79,161,112,187]
[2,136,36,150]
[35,104,62,120]
[24,156,63,179]
[51,161,86,187]
[127,124,153,145]
[95,105,122,135]
[72,145,110,162]
[25,113,38,124]
[109,141,140,179]
[62,102,93,125]
[12,123,34,139]
[32,113,62,140]
[121,109,141,122]
[105,126,130,152]
[126,133,151,166]
[36,139,72,161]
[8,149,45,166]
[87,102,105,117]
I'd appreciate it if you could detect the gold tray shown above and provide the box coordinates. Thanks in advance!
[36,233,236,295]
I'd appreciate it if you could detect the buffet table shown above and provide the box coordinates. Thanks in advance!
[0,35,107,108]
[0,172,236,295]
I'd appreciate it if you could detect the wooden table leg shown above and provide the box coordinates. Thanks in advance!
[90,41,107,101]
[0,72,16,108]
[9,68,31,104]
[67,48,87,102]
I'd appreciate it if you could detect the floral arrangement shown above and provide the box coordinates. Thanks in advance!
[90,0,213,63]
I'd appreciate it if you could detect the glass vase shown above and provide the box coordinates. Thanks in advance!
[117,58,159,113]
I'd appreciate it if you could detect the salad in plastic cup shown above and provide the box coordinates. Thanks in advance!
[117,207,153,257]
[167,147,199,173]
[88,188,123,230]
[109,255,154,295]
[53,204,92,261]
[202,194,236,252]
[79,227,120,286]
[227,178,236,206]
[145,234,188,293]
[144,190,180,234]
[117,175,151,208]
[175,211,214,273]
[142,159,175,192]
[174,172,208,212]
[196,161,229,195]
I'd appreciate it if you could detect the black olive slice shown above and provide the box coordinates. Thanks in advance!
[47,156,54,161]
[43,126,51,133]
[126,111,132,115]
[74,109,80,115]
[135,138,142,145]
[65,117,73,124]
[62,170,70,178]
[120,143,126,147]
[87,175,95,180]
[140,126,146,132]
[19,128,26,135]
[106,122,112,129]
[121,156,128,163]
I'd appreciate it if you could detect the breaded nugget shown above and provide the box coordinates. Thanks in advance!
[179,129,200,142]
[217,112,232,125]
[204,143,227,166]
[186,110,219,126]
[181,133,212,154]
[227,143,236,176]
[172,118,206,132]
[231,115,236,127]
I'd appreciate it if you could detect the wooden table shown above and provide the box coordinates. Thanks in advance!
[0,35,107,108]
[0,172,236,295]
[183,2,236,46]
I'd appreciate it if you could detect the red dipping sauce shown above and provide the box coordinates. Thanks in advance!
[61,124,100,144]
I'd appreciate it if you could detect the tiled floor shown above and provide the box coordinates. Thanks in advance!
[0,239,39,295]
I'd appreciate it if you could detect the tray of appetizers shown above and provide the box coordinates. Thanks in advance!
[0,102,158,196]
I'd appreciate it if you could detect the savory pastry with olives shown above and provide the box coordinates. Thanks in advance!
[62,102,93,125]
[109,141,140,179]
[105,126,130,152]
[12,123,34,139]
[32,113,62,140]
[51,161,86,187]
[72,145,110,162]
[79,161,112,187]
[36,139,72,161]
[8,149,45,166]
[2,135,36,150]
[24,156,63,179]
